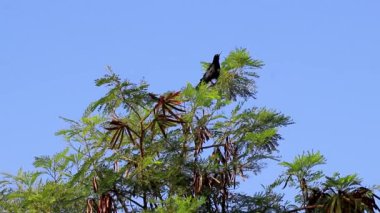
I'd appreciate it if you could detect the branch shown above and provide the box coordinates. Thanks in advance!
[112,70,142,120]
[111,187,144,209]
[124,195,144,209]
[113,186,129,212]
[187,143,226,152]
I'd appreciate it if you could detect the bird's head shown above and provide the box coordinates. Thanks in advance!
[213,53,220,62]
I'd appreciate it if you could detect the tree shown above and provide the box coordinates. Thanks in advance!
[58,48,291,212]
[0,149,87,212]
[0,48,378,212]
[278,152,380,213]
[1,48,292,212]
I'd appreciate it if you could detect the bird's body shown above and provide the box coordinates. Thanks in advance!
[197,54,220,87]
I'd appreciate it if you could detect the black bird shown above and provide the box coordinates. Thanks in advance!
[197,54,221,87]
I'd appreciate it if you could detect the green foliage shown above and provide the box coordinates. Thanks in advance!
[1,48,377,212]
[33,147,71,182]
[222,48,264,70]
[278,153,380,212]
[183,83,221,107]
[279,151,326,187]
[217,48,263,101]
[324,172,362,191]
[228,187,286,212]
[317,173,380,212]
[58,48,291,212]
[0,166,86,212]
[151,196,205,213]
[84,66,150,117]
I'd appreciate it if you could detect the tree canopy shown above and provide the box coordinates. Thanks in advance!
[0,49,378,212]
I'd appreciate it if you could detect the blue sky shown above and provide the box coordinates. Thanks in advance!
[1,1,379,197]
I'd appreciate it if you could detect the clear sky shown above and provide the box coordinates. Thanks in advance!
[1,0,379,197]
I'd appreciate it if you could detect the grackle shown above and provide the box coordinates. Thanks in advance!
[197,54,220,88]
